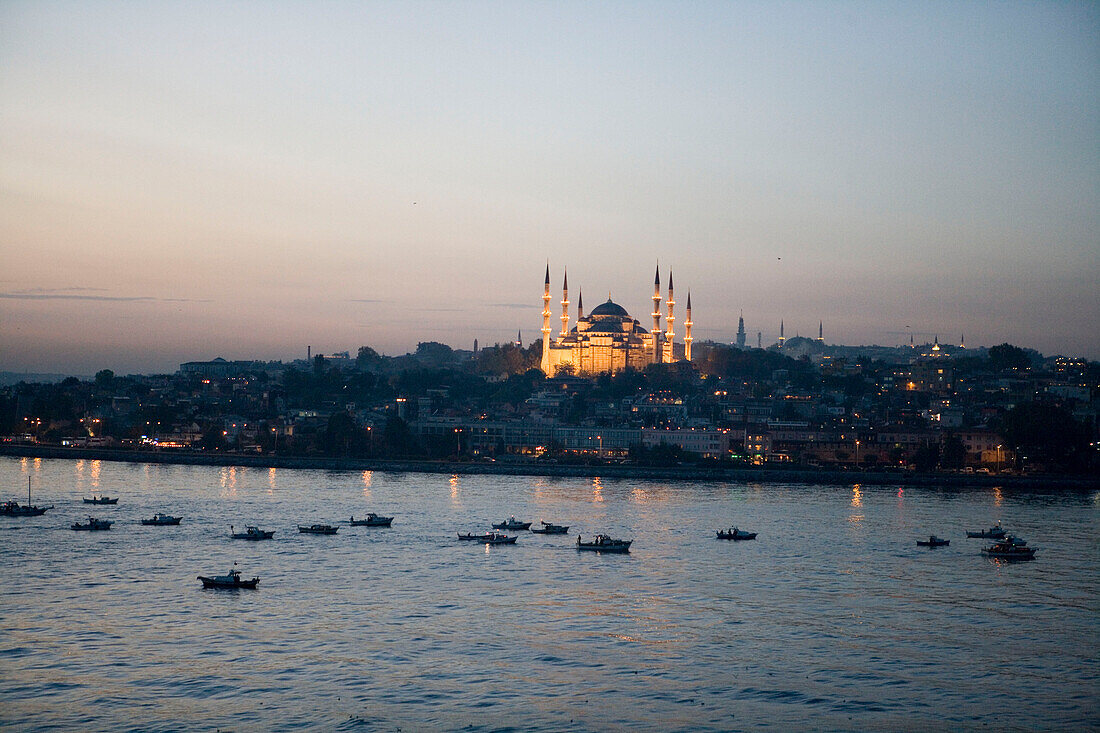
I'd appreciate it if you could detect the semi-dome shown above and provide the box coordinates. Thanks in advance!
[589,298,630,318]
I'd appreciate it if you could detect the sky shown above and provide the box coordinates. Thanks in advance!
[1,1,1097,375]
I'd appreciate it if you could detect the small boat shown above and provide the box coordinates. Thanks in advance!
[966,525,1006,539]
[917,535,950,547]
[141,513,182,526]
[576,534,632,553]
[298,524,338,535]
[349,513,394,527]
[457,531,517,544]
[83,496,118,505]
[531,521,569,535]
[1,500,52,517]
[198,566,259,590]
[2,478,53,516]
[716,527,757,541]
[230,525,274,540]
[491,516,532,531]
[981,536,1036,560]
[71,516,112,531]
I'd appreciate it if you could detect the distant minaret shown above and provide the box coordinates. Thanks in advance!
[684,292,693,362]
[757,332,762,349]
[474,338,479,353]
[910,332,914,348]
[540,264,552,374]
[778,320,785,348]
[817,321,824,343]
[516,330,522,347]
[665,270,676,362]
[960,333,965,349]
[736,311,746,349]
[651,263,663,364]
[577,289,584,321]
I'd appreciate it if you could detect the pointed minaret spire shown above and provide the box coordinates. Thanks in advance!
[817,321,824,343]
[665,270,676,362]
[736,310,746,348]
[540,263,552,374]
[778,320,785,347]
[960,333,965,349]
[684,291,693,361]
[651,262,662,364]
[560,269,570,337]
[577,289,584,321]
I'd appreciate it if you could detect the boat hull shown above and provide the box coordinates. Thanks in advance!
[531,526,569,534]
[198,576,259,589]
[141,517,182,526]
[231,532,274,540]
[83,498,118,505]
[298,526,338,534]
[350,516,393,527]
[716,532,756,541]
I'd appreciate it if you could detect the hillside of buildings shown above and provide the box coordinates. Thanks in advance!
[1,340,1097,476]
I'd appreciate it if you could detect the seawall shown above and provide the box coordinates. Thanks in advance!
[1,444,1096,490]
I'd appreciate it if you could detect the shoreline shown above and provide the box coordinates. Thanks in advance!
[2,444,1096,490]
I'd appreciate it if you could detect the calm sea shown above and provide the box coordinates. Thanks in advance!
[0,456,1096,732]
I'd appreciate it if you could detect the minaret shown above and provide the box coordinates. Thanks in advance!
[778,320,785,348]
[665,270,676,362]
[540,264,552,374]
[736,311,746,349]
[560,270,570,337]
[684,291,693,362]
[817,321,824,343]
[757,332,762,349]
[960,333,965,349]
[651,263,663,363]
[516,330,522,347]
[577,289,584,321]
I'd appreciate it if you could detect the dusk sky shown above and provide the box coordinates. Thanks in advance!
[2,1,1097,375]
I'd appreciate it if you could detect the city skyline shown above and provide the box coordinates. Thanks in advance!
[2,1,1098,374]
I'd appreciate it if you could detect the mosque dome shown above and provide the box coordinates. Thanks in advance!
[589,298,630,318]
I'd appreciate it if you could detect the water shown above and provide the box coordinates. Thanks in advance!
[1,457,1096,731]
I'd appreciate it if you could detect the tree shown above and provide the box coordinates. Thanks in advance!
[912,443,940,472]
[940,434,967,470]
[356,346,383,370]
[988,343,1033,372]
[94,369,114,389]
[996,401,1091,472]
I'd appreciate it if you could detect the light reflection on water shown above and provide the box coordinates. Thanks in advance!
[0,457,1096,732]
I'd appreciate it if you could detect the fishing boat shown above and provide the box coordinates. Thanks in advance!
[298,524,338,535]
[230,525,274,540]
[71,516,112,531]
[716,527,757,541]
[1,478,52,516]
[198,565,259,590]
[141,513,182,526]
[966,525,1006,539]
[530,521,569,535]
[981,536,1036,560]
[576,534,632,553]
[916,535,950,547]
[491,516,532,531]
[83,496,118,505]
[457,531,517,544]
[349,513,394,527]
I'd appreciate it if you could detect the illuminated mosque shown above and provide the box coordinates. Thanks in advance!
[539,263,693,377]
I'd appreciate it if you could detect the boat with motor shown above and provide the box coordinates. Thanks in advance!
[457,531,517,544]
[576,534,632,553]
[981,536,1036,560]
[917,535,950,547]
[716,527,757,541]
[141,513,182,526]
[966,525,1006,539]
[2,478,53,516]
[71,516,112,531]
[198,565,259,590]
[349,513,393,527]
[491,516,532,531]
[530,521,569,535]
[298,524,338,535]
[230,525,274,540]
[83,496,118,505]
